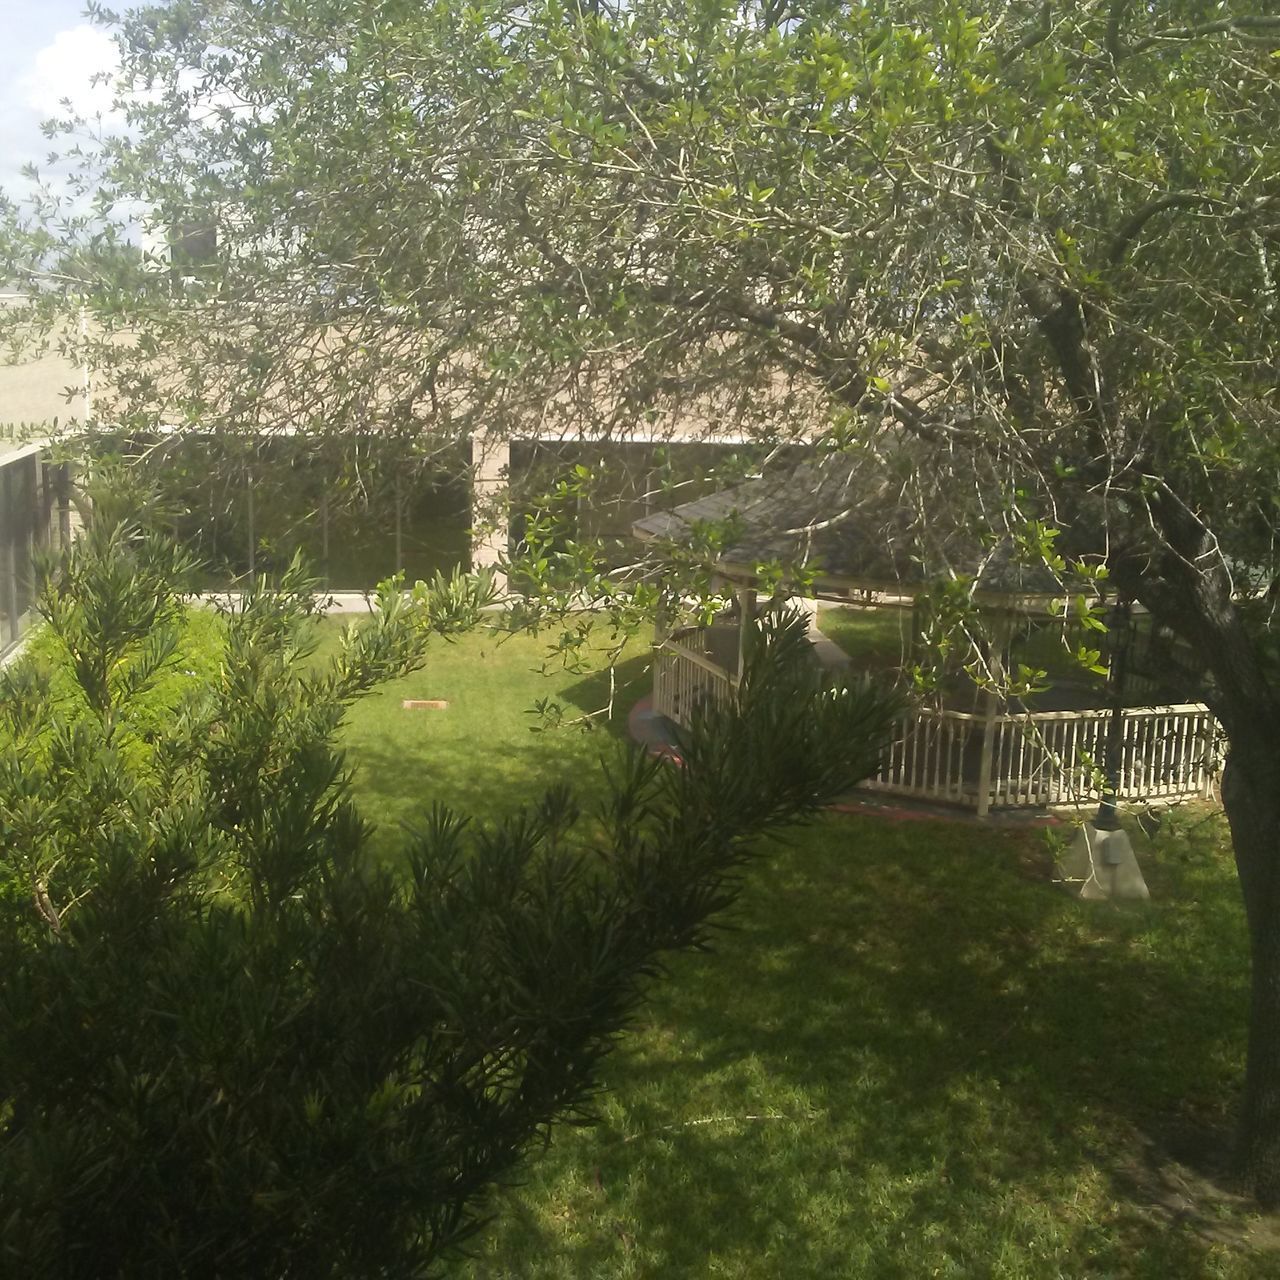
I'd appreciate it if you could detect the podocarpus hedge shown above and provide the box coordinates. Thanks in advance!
[0,516,899,1278]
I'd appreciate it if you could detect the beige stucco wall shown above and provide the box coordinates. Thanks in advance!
[0,295,88,431]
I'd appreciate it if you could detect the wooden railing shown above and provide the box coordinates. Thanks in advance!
[985,704,1219,809]
[863,707,986,807]
[862,702,1220,814]
[653,631,1221,814]
[653,632,737,726]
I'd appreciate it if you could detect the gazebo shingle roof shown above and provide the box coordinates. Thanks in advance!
[632,459,1062,599]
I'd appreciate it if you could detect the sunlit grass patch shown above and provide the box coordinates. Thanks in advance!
[322,615,650,851]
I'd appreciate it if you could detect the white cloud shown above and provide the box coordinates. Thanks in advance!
[19,24,122,125]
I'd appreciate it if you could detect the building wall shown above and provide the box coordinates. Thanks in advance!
[0,295,88,431]
[0,303,805,589]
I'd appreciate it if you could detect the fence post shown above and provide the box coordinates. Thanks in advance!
[974,613,1014,818]
[975,688,998,818]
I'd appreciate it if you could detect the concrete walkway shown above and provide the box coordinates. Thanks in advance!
[192,591,513,616]
[193,590,392,615]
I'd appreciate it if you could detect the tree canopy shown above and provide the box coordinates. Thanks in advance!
[4,0,1280,1200]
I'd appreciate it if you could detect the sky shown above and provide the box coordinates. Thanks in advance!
[0,0,123,202]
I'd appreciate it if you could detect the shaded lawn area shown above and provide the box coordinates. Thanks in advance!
[453,810,1265,1279]
[326,615,1270,1276]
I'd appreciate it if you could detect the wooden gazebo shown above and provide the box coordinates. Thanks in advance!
[633,461,1219,816]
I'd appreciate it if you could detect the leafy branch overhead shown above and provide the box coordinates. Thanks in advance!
[4,0,1280,1213]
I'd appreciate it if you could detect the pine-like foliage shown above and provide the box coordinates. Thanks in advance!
[0,521,899,1277]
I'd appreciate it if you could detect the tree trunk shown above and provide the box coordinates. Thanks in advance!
[1222,730,1280,1205]
[1124,530,1280,1205]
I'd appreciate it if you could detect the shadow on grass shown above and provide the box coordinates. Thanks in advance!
[463,813,1260,1278]
[554,652,653,728]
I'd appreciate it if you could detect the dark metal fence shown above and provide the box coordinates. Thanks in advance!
[0,445,72,656]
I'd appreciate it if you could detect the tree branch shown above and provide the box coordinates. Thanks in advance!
[997,2,1052,69]
[643,281,870,406]
[1105,0,1133,64]
[1129,13,1280,58]
[1106,192,1215,265]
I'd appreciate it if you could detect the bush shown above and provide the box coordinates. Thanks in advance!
[0,518,898,1277]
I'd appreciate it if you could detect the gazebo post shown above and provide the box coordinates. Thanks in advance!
[736,586,757,681]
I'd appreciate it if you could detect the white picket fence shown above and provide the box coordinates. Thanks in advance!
[864,707,982,807]
[866,702,1220,814]
[652,632,1222,815]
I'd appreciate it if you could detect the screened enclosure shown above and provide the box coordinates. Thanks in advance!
[101,434,472,591]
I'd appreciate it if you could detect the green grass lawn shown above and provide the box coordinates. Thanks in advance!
[817,604,915,674]
[317,617,653,850]
[321,615,1271,1277]
[14,606,1271,1274]
[445,813,1264,1278]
